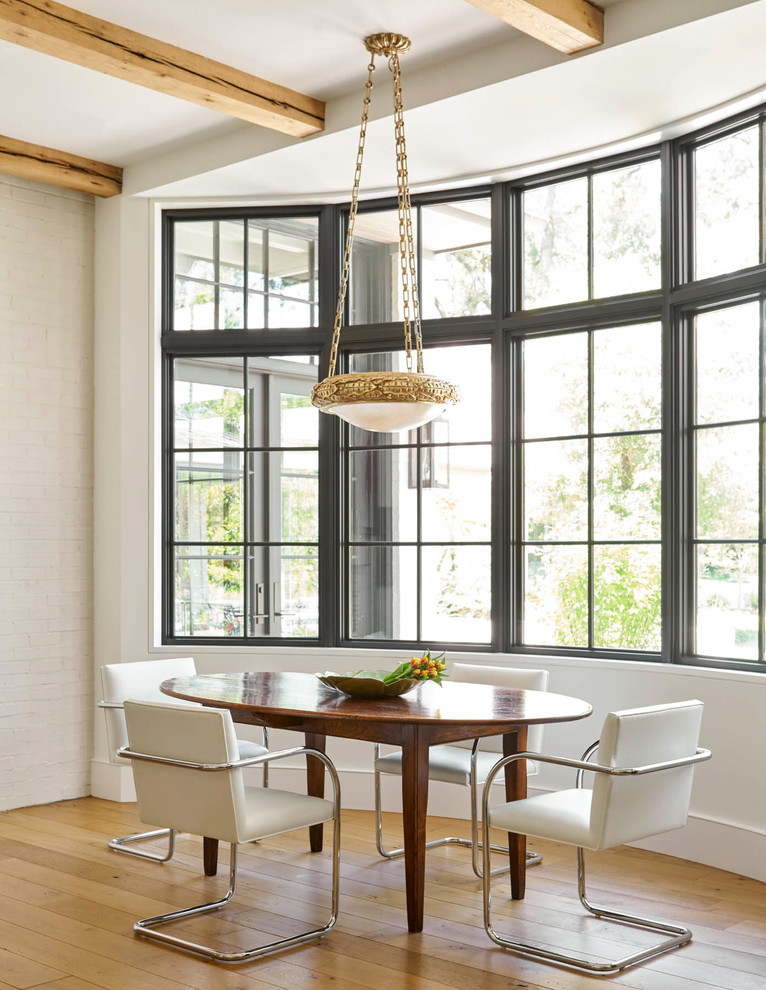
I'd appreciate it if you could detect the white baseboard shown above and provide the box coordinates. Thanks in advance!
[629,815,766,883]
[90,759,136,802]
[265,765,766,884]
[89,760,766,884]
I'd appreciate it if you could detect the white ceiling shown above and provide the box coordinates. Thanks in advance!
[0,0,764,197]
[0,0,615,165]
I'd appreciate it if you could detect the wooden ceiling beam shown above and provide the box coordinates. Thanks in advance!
[0,133,122,196]
[463,0,604,54]
[0,0,325,137]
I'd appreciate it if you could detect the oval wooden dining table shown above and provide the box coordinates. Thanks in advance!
[161,670,592,933]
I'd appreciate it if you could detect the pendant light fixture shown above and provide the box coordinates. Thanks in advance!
[311,33,460,433]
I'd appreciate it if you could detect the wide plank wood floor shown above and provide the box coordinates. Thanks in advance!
[0,798,764,990]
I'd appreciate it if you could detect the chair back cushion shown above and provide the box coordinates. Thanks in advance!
[100,658,197,756]
[590,700,704,850]
[124,699,246,844]
[450,663,549,754]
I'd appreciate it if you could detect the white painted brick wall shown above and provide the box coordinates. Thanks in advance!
[0,174,94,811]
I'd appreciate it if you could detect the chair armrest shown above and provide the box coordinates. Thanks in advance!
[118,744,341,813]
[117,743,324,772]
[483,746,712,796]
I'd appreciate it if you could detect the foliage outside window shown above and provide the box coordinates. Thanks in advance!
[694,302,761,660]
[172,354,319,638]
[523,323,662,651]
[523,159,661,309]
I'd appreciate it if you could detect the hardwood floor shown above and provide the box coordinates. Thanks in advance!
[0,798,764,989]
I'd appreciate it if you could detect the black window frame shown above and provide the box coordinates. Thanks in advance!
[160,106,766,673]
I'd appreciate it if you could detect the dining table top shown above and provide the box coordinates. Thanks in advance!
[160,670,593,727]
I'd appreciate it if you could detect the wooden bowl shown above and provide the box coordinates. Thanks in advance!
[317,671,419,699]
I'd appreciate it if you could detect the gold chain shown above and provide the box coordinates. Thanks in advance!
[328,59,376,378]
[391,52,423,374]
[328,41,424,378]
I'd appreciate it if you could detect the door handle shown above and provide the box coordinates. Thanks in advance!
[272,581,296,617]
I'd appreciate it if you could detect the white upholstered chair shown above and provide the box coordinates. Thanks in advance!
[99,657,269,861]
[374,662,549,876]
[121,700,340,963]
[481,700,711,974]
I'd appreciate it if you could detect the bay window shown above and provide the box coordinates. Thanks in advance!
[160,105,766,672]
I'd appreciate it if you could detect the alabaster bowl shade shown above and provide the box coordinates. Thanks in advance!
[311,371,460,433]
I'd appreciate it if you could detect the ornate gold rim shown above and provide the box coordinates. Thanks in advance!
[364,33,411,57]
[311,371,460,410]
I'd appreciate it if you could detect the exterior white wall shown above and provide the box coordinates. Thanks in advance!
[0,174,94,811]
[92,195,766,882]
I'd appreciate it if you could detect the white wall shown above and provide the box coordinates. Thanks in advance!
[92,194,766,882]
[0,174,94,812]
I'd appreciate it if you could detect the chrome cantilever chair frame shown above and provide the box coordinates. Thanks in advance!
[374,737,542,877]
[481,744,712,975]
[118,744,341,963]
[100,699,269,862]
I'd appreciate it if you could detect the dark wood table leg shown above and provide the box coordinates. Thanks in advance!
[305,731,326,853]
[203,837,219,876]
[503,725,528,900]
[400,724,430,933]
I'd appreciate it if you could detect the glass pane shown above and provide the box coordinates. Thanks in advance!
[248,226,264,290]
[524,333,588,439]
[525,440,588,541]
[270,355,320,366]
[696,303,759,425]
[349,448,417,543]
[425,344,492,443]
[280,388,319,447]
[696,424,758,539]
[422,444,491,542]
[593,434,661,540]
[278,548,319,637]
[174,220,214,281]
[697,543,758,660]
[219,220,244,286]
[350,209,417,325]
[174,358,244,448]
[175,452,243,543]
[173,216,318,333]
[220,286,244,330]
[593,544,661,650]
[420,198,491,319]
[248,452,318,543]
[349,545,417,640]
[247,292,265,329]
[268,296,313,328]
[592,160,661,297]
[524,545,588,647]
[247,546,318,638]
[523,177,588,308]
[421,546,491,644]
[347,344,491,445]
[593,323,661,433]
[174,277,215,331]
[246,357,318,448]
[174,547,243,638]
[695,126,759,279]
[281,451,318,542]
[268,220,318,305]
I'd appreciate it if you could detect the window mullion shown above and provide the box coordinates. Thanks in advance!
[759,298,765,663]
[587,329,595,650]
